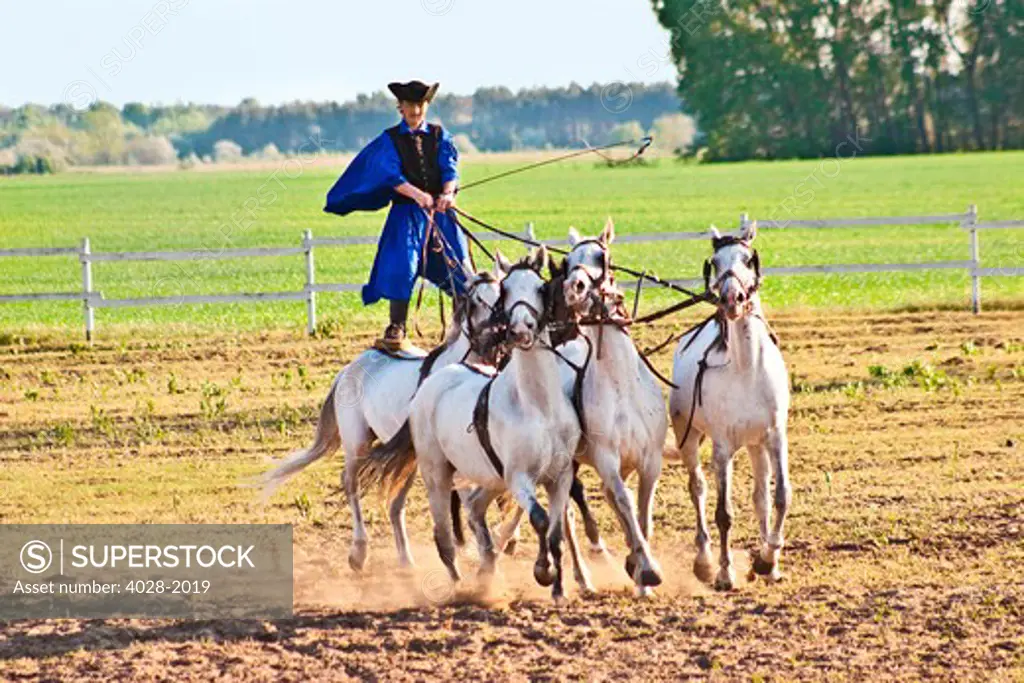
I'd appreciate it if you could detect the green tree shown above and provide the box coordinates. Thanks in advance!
[652,0,1022,159]
[122,102,152,129]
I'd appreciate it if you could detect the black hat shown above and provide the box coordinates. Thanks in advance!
[387,80,439,103]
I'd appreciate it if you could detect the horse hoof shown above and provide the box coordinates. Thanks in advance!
[552,593,567,607]
[503,539,518,556]
[635,585,655,599]
[713,572,735,592]
[348,542,368,573]
[534,563,556,587]
[588,542,609,561]
[751,552,776,577]
[638,567,663,588]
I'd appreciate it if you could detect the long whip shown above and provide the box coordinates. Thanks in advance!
[456,137,652,193]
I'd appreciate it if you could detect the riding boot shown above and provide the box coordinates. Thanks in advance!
[384,299,410,346]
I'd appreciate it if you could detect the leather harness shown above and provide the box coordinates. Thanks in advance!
[468,341,590,481]
[677,238,779,449]
[417,343,447,386]
[471,377,503,477]
[466,264,591,480]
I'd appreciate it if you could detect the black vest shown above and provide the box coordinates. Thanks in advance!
[386,123,443,199]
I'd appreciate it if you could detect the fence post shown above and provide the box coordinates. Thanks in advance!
[965,204,980,314]
[80,238,94,342]
[304,229,316,336]
[739,212,750,232]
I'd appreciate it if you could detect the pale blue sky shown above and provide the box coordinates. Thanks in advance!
[4,0,676,107]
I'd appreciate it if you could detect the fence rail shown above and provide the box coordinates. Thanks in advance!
[0,292,82,303]
[0,247,79,258]
[2,204,1021,340]
[756,213,970,229]
[974,220,1024,230]
[86,247,306,263]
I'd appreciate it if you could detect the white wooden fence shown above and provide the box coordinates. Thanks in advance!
[1,204,1021,340]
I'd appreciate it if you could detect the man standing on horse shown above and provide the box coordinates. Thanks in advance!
[324,80,470,350]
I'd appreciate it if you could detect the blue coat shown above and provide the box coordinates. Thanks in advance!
[324,121,470,305]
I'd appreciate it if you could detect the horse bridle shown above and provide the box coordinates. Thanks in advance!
[457,273,496,333]
[565,239,628,328]
[703,236,762,312]
[565,239,612,296]
[488,263,555,342]
[560,238,679,387]
[455,272,508,364]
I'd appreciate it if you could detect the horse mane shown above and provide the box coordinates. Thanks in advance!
[547,269,579,347]
[711,234,751,251]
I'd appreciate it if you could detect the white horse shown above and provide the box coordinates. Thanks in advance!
[491,219,666,594]
[558,218,666,591]
[361,247,585,603]
[260,271,501,571]
[669,221,792,590]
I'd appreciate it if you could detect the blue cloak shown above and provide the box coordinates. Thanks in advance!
[324,122,470,305]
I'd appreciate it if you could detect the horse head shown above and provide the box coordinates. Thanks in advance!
[703,221,762,321]
[451,269,502,361]
[494,246,551,351]
[563,216,616,315]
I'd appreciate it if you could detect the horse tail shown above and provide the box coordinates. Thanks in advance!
[260,378,341,498]
[358,420,417,502]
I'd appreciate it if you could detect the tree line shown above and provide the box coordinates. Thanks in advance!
[0,83,682,172]
[653,0,1022,160]
[177,83,682,157]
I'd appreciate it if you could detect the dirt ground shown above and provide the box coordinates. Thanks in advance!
[0,309,1022,681]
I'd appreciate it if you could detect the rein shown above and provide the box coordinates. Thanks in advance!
[411,208,479,340]
[400,133,713,336]
[578,309,680,390]
[453,207,708,302]
[565,242,681,389]
[413,273,502,387]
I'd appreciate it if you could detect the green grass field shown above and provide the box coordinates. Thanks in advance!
[1,151,1022,335]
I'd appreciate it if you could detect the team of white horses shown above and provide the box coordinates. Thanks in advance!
[262,218,791,602]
